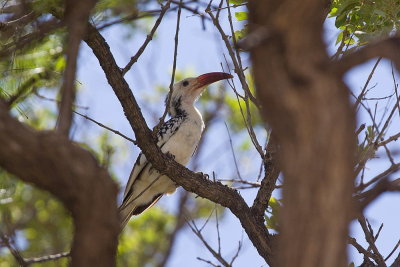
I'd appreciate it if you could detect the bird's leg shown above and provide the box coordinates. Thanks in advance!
[165,151,176,160]
[196,171,209,180]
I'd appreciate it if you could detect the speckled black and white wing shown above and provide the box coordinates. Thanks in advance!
[156,115,186,146]
[119,116,186,228]
[121,116,185,200]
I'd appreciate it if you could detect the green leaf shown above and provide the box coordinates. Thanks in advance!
[234,29,246,40]
[336,30,344,45]
[229,0,244,4]
[335,12,348,28]
[235,12,248,21]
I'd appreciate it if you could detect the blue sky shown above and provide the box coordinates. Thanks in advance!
[74,5,400,266]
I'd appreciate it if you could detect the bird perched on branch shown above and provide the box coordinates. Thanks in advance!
[119,72,232,228]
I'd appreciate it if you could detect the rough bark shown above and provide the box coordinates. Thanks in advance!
[0,101,119,267]
[249,1,356,267]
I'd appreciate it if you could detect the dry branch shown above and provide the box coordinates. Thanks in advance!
[333,37,400,76]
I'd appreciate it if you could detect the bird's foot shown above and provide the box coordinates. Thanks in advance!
[196,172,209,180]
[166,152,176,160]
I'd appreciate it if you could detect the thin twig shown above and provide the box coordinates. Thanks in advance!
[196,257,220,267]
[73,111,137,144]
[199,206,217,232]
[224,122,242,180]
[25,252,70,264]
[121,0,173,75]
[207,5,258,107]
[229,237,243,265]
[153,0,182,134]
[378,132,400,147]
[357,163,400,191]
[358,217,386,267]
[0,234,27,267]
[186,2,247,18]
[390,62,400,119]
[215,206,222,255]
[156,191,190,267]
[348,236,376,261]
[386,239,400,261]
[354,57,382,111]
[188,221,231,267]
[96,10,161,31]
[218,178,261,187]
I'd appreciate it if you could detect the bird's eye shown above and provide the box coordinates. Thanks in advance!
[182,80,189,87]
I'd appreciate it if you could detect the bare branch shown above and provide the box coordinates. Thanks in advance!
[251,137,280,223]
[154,0,182,133]
[73,110,137,145]
[188,221,231,267]
[348,236,376,262]
[156,191,190,267]
[25,252,70,264]
[357,163,400,191]
[0,11,36,33]
[354,57,382,111]
[391,253,400,267]
[96,10,161,31]
[385,240,400,261]
[358,217,386,267]
[0,233,28,267]
[332,37,400,76]
[121,0,173,75]
[224,122,243,180]
[357,178,400,210]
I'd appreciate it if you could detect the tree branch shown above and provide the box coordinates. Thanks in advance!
[332,36,400,76]
[251,137,280,224]
[0,100,119,267]
[121,0,173,75]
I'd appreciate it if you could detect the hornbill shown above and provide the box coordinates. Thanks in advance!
[119,72,232,228]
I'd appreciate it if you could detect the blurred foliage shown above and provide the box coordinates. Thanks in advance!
[329,0,400,47]
[118,208,175,267]
[265,197,281,232]
[0,171,72,267]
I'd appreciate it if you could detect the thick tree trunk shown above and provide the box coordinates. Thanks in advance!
[249,1,356,266]
[0,101,119,267]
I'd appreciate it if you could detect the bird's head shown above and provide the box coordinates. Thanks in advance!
[168,72,233,116]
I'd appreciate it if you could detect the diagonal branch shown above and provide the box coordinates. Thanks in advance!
[121,0,173,75]
[187,221,231,267]
[251,137,280,224]
[0,233,28,267]
[154,0,182,133]
[332,36,400,76]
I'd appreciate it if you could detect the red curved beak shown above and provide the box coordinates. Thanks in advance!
[194,72,233,90]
